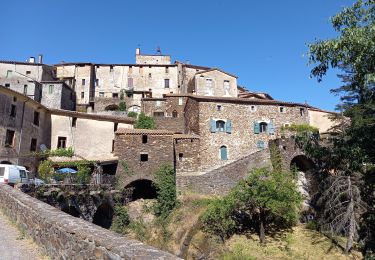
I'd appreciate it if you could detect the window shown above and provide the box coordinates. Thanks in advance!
[112,140,115,153]
[165,67,169,73]
[114,123,118,132]
[26,71,31,75]
[128,66,133,74]
[48,85,54,94]
[259,122,268,133]
[178,153,183,161]
[30,138,37,152]
[164,79,170,88]
[250,105,257,112]
[5,130,15,147]
[127,93,133,98]
[139,66,143,74]
[206,78,212,88]
[279,106,285,113]
[142,135,147,144]
[300,108,305,116]
[5,83,10,88]
[110,66,114,72]
[57,136,67,149]
[99,92,104,97]
[153,112,165,117]
[172,110,178,118]
[6,70,12,78]
[178,97,183,106]
[81,92,85,99]
[82,79,86,85]
[96,79,99,86]
[140,153,148,162]
[33,111,40,126]
[113,93,119,98]
[224,80,230,95]
[72,117,77,127]
[216,120,226,132]
[257,140,265,149]
[217,105,222,111]
[220,145,228,160]
[13,97,17,102]
[128,78,133,89]
[23,85,28,95]
[10,105,16,117]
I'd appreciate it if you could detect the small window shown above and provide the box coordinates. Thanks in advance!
[5,130,15,147]
[128,66,133,74]
[81,92,85,99]
[300,108,305,116]
[279,107,285,113]
[216,120,226,132]
[178,97,183,106]
[72,117,77,127]
[57,136,67,149]
[112,140,115,153]
[259,122,268,133]
[96,79,99,86]
[114,123,118,132]
[6,70,12,78]
[178,153,183,161]
[99,92,104,97]
[5,83,10,88]
[48,85,54,94]
[139,66,143,74]
[250,105,257,112]
[30,138,37,152]
[10,105,16,117]
[26,71,31,75]
[113,93,119,98]
[217,105,222,111]
[257,140,265,149]
[164,79,170,88]
[142,135,147,144]
[128,77,133,89]
[127,93,133,98]
[140,153,148,162]
[33,111,40,126]
[13,97,17,102]
[82,79,86,85]
[153,112,165,117]
[206,78,213,87]
[110,66,114,72]
[23,85,28,95]
[165,67,169,73]
[284,123,290,128]
[172,110,178,118]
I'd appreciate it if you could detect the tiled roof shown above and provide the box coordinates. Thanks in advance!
[173,134,200,139]
[194,68,238,78]
[116,129,173,135]
[50,109,135,124]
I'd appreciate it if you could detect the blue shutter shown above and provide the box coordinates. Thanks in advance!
[210,119,217,133]
[254,122,260,134]
[257,140,265,149]
[226,120,232,133]
[268,122,275,134]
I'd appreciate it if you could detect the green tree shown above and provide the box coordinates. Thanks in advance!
[127,111,138,118]
[75,165,91,184]
[38,160,53,182]
[118,101,126,111]
[134,112,156,129]
[110,205,130,233]
[153,164,177,217]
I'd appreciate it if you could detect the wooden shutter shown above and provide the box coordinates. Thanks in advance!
[268,122,275,134]
[210,119,217,133]
[254,122,260,134]
[226,120,232,133]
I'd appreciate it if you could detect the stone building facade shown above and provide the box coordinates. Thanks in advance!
[0,86,51,174]
[41,81,75,110]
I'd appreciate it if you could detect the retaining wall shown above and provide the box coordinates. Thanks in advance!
[0,184,179,260]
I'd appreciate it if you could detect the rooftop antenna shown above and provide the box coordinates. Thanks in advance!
[156,46,162,55]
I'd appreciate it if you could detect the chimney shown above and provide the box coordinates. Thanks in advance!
[29,57,35,63]
[38,54,43,64]
[136,47,141,55]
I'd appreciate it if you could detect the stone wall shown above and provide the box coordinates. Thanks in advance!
[176,149,271,195]
[175,137,200,173]
[155,117,185,133]
[0,184,179,259]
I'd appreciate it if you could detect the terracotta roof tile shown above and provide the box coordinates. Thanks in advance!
[50,109,135,124]
[173,134,200,139]
[116,128,173,135]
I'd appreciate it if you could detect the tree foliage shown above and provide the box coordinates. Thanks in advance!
[38,160,54,182]
[134,113,156,129]
[118,101,126,111]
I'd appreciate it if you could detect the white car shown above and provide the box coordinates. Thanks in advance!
[0,164,29,186]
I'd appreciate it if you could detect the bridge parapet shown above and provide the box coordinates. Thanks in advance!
[0,184,180,259]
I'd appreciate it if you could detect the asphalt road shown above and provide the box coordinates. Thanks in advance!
[0,211,46,260]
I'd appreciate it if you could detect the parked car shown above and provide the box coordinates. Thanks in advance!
[0,164,29,186]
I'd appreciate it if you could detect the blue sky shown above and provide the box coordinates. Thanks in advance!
[1,0,355,111]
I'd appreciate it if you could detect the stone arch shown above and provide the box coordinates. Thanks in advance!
[92,202,114,229]
[128,105,141,113]
[61,205,80,218]
[125,179,157,201]
[105,104,119,111]
[290,155,314,172]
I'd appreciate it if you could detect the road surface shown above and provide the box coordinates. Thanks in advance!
[0,211,46,260]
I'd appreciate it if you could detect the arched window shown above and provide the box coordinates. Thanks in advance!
[220,145,228,160]
[216,120,226,132]
[259,122,268,133]
[172,110,178,118]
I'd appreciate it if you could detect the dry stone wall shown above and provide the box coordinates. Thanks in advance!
[0,184,179,260]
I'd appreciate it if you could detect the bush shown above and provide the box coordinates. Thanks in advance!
[110,205,130,233]
[134,113,155,129]
[38,160,53,182]
[127,111,138,118]
[75,165,91,184]
[118,101,126,111]
[153,164,178,217]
